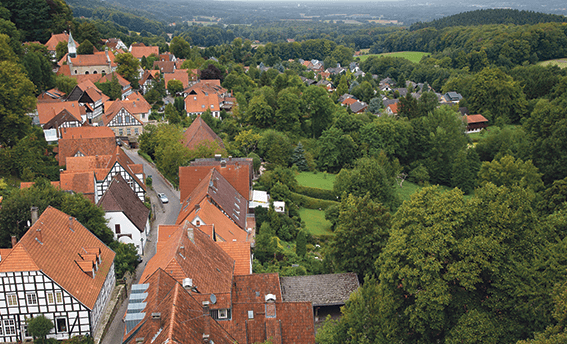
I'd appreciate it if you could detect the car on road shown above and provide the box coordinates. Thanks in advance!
[158,193,169,204]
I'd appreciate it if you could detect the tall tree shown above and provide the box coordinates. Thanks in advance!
[303,85,335,138]
[115,52,141,87]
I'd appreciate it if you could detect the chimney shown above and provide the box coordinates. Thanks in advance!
[220,159,226,168]
[214,154,221,161]
[11,236,17,248]
[31,206,39,225]
[228,156,232,161]
[69,216,74,231]
[202,301,209,314]
[187,227,194,243]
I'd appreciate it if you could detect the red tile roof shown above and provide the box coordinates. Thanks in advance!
[466,114,488,124]
[102,100,147,126]
[68,50,116,67]
[182,116,225,150]
[122,269,236,344]
[42,109,82,130]
[130,45,159,59]
[141,222,235,309]
[183,81,226,115]
[388,102,399,114]
[36,101,84,125]
[342,97,357,106]
[216,241,251,275]
[59,171,97,203]
[45,32,69,51]
[164,69,191,89]
[57,126,117,166]
[153,61,176,73]
[0,207,115,309]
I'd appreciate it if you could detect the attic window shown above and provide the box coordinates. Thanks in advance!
[248,310,254,319]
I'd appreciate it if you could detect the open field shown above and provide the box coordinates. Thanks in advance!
[299,208,333,236]
[538,58,567,68]
[296,172,335,190]
[358,51,429,63]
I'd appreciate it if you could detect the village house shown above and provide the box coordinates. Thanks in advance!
[182,115,225,152]
[98,175,150,255]
[65,80,109,122]
[0,207,115,342]
[129,43,159,61]
[97,100,145,139]
[56,126,117,166]
[183,80,229,118]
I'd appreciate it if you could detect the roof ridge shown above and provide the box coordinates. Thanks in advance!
[0,244,40,272]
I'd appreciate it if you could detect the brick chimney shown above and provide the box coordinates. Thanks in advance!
[187,226,194,243]
[11,235,17,248]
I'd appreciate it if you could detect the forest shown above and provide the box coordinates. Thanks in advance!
[2,0,567,343]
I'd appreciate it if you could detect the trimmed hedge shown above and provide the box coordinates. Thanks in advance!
[290,192,339,210]
[295,185,337,201]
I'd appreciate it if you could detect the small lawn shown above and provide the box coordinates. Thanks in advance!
[538,58,567,69]
[397,181,468,202]
[299,208,333,236]
[296,172,335,190]
[358,51,429,64]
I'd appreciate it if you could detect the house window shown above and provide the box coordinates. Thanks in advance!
[6,293,17,307]
[125,115,131,123]
[127,128,131,135]
[26,292,38,305]
[3,319,16,335]
[135,128,139,135]
[119,129,123,136]
[47,291,54,304]
[55,291,63,304]
[115,224,121,234]
[117,116,122,124]
[211,104,214,108]
[56,318,68,333]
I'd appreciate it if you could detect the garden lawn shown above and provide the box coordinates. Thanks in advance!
[299,208,333,236]
[538,58,567,69]
[296,172,335,190]
[397,181,466,202]
[358,51,429,64]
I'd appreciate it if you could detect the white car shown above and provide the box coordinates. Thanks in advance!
[158,193,169,204]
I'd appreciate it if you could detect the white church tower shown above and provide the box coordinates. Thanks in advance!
[68,31,77,58]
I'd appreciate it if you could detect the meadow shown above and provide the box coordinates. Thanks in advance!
[358,51,429,64]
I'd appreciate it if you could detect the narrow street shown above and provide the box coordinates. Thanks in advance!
[100,148,181,344]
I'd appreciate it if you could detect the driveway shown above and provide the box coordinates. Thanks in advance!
[100,148,181,344]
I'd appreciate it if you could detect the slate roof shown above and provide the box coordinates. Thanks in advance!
[280,273,360,307]
[176,169,249,231]
[0,207,115,310]
[98,174,150,232]
[140,222,235,309]
[57,126,116,166]
[350,101,368,113]
[182,116,225,150]
[179,158,252,202]
[122,269,236,344]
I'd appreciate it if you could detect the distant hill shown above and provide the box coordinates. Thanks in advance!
[410,9,566,31]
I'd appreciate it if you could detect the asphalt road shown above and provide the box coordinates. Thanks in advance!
[100,148,181,344]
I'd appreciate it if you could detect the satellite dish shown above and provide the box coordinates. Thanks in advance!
[210,293,217,305]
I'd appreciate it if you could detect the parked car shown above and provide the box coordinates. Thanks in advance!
[158,193,169,204]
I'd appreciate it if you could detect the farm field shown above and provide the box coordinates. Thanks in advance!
[296,171,335,190]
[358,51,429,63]
[299,208,333,236]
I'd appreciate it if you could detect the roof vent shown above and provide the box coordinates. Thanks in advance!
[135,338,144,343]
[265,294,276,302]
[151,312,161,319]
[183,278,193,289]
[220,159,226,167]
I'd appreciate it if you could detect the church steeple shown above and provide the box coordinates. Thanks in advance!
[68,31,77,58]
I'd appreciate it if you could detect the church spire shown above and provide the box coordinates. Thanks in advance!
[68,31,77,58]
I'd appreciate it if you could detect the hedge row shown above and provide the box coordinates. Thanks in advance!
[295,185,337,201]
[290,192,339,210]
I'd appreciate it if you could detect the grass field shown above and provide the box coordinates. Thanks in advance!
[358,51,429,64]
[299,208,333,236]
[538,58,567,68]
[296,172,335,190]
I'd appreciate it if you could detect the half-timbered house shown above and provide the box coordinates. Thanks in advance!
[98,101,144,139]
[0,207,115,342]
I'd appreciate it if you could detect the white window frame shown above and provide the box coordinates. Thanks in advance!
[218,309,228,319]
[3,319,16,335]
[6,293,17,307]
[55,317,68,333]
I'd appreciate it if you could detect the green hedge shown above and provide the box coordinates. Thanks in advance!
[295,185,337,201]
[290,192,339,210]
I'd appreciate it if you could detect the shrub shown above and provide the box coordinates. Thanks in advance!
[290,192,339,210]
[295,185,337,201]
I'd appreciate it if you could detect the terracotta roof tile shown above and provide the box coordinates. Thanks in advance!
[466,114,488,124]
[130,45,159,59]
[101,100,144,126]
[123,269,236,344]
[98,175,150,232]
[217,242,251,275]
[182,116,225,150]
[68,50,115,67]
[0,207,115,309]
[36,101,83,125]
[183,81,226,115]
[45,32,69,51]
[153,60,176,73]
[164,69,191,89]
[59,171,96,203]
[42,109,82,130]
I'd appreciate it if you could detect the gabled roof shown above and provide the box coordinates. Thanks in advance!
[342,97,358,106]
[216,241,251,275]
[57,126,116,166]
[164,69,190,89]
[36,101,84,125]
[130,45,159,59]
[280,272,360,307]
[67,50,116,67]
[182,116,225,150]
[59,171,97,203]
[97,72,131,89]
[466,114,488,124]
[176,169,248,231]
[387,102,399,114]
[140,222,235,308]
[183,81,226,115]
[42,109,82,130]
[101,101,144,126]
[179,158,252,202]
[123,269,236,344]
[0,207,115,310]
[219,274,315,344]
[350,101,368,113]
[45,32,69,51]
[153,60,176,73]
[111,97,151,116]
[98,175,150,232]
[139,70,160,85]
